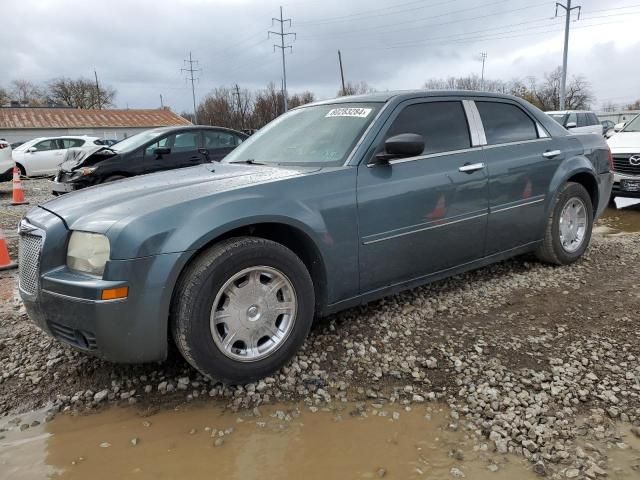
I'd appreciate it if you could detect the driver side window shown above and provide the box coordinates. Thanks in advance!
[34,139,62,151]
[144,136,171,157]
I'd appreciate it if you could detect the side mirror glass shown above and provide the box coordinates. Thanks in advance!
[565,122,577,129]
[371,133,425,165]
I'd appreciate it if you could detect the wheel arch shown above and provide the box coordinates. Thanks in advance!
[170,220,329,320]
[546,156,599,219]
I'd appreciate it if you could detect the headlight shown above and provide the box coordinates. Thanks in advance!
[67,231,110,276]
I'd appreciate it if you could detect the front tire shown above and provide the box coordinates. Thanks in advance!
[536,182,593,265]
[170,237,315,384]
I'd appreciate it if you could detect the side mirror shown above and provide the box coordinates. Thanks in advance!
[370,133,425,165]
[27,147,37,153]
[565,122,577,129]
[153,147,171,156]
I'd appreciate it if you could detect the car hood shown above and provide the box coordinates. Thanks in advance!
[40,163,318,232]
[607,132,640,152]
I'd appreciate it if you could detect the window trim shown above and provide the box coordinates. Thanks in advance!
[474,99,543,146]
[364,98,475,167]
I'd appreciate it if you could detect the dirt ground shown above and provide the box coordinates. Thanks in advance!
[1,178,640,478]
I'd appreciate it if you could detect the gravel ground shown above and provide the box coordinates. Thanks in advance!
[1,178,639,478]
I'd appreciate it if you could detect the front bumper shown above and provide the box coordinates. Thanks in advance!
[18,207,184,363]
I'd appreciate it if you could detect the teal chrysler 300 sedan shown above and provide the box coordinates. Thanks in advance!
[19,91,613,384]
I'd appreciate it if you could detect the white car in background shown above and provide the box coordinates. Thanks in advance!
[607,113,640,199]
[0,140,13,181]
[546,110,604,135]
[12,136,103,177]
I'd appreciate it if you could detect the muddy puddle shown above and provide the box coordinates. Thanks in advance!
[0,402,542,480]
[595,197,640,235]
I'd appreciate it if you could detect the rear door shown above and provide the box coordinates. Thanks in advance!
[356,98,489,293]
[201,129,244,161]
[474,99,563,254]
[143,130,205,174]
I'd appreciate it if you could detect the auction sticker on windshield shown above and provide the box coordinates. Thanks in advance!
[325,107,372,118]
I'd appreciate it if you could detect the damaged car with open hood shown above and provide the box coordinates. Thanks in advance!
[51,125,247,194]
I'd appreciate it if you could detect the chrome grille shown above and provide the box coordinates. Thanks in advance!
[612,155,640,176]
[18,233,43,295]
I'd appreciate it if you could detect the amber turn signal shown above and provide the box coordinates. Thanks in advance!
[101,286,129,300]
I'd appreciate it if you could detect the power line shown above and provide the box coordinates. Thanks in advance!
[480,52,487,90]
[555,0,581,110]
[269,6,296,112]
[181,51,200,124]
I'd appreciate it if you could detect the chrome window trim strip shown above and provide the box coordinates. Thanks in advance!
[381,146,484,167]
[362,212,488,245]
[464,100,487,146]
[482,137,553,150]
[490,196,545,214]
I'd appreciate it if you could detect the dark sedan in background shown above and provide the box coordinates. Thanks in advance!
[52,126,247,194]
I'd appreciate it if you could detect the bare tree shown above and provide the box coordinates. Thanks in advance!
[601,100,618,112]
[337,80,375,97]
[180,111,195,123]
[252,82,285,128]
[525,68,594,110]
[0,87,9,106]
[288,91,315,109]
[46,77,116,109]
[625,99,640,110]
[10,80,45,106]
[197,86,254,130]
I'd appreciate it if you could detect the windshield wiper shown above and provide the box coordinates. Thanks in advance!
[228,159,266,165]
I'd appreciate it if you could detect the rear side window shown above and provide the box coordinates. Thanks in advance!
[385,101,470,155]
[577,113,588,127]
[202,130,243,149]
[476,102,538,144]
[62,139,85,148]
[589,113,599,125]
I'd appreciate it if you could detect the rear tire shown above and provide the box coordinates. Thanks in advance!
[536,182,593,265]
[15,163,26,177]
[170,237,315,384]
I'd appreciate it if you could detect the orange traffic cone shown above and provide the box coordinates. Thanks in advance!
[10,166,28,206]
[0,229,17,271]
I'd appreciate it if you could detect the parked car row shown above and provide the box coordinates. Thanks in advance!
[546,110,604,135]
[0,127,247,186]
[606,113,640,198]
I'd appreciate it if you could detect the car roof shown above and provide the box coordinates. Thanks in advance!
[305,89,531,107]
[146,125,248,137]
[545,110,594,114]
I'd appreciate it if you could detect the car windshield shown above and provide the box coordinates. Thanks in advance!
[222,102,382,167]
[622,114,640,132]
[548,114,566,124]
[109,129,169,153]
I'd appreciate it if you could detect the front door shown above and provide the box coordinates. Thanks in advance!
[144,130,205,174]
[28,138,65,175]
[357,99,489,293]
[473,99,564,254]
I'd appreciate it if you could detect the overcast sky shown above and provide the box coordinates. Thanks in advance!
[2,0,639,113]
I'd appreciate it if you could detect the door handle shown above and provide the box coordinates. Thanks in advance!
[189,155,201,161]
[458,162,485,173]
[543,149,562,158]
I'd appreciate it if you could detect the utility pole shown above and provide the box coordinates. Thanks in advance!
[479,52,487,91]
[233,84,244,129]
[181,51,200,124]
[269,6,296,112]
[555,0,581,110]
[338,50,346,96]
[94,69,101,109]
[159,94,164,109]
